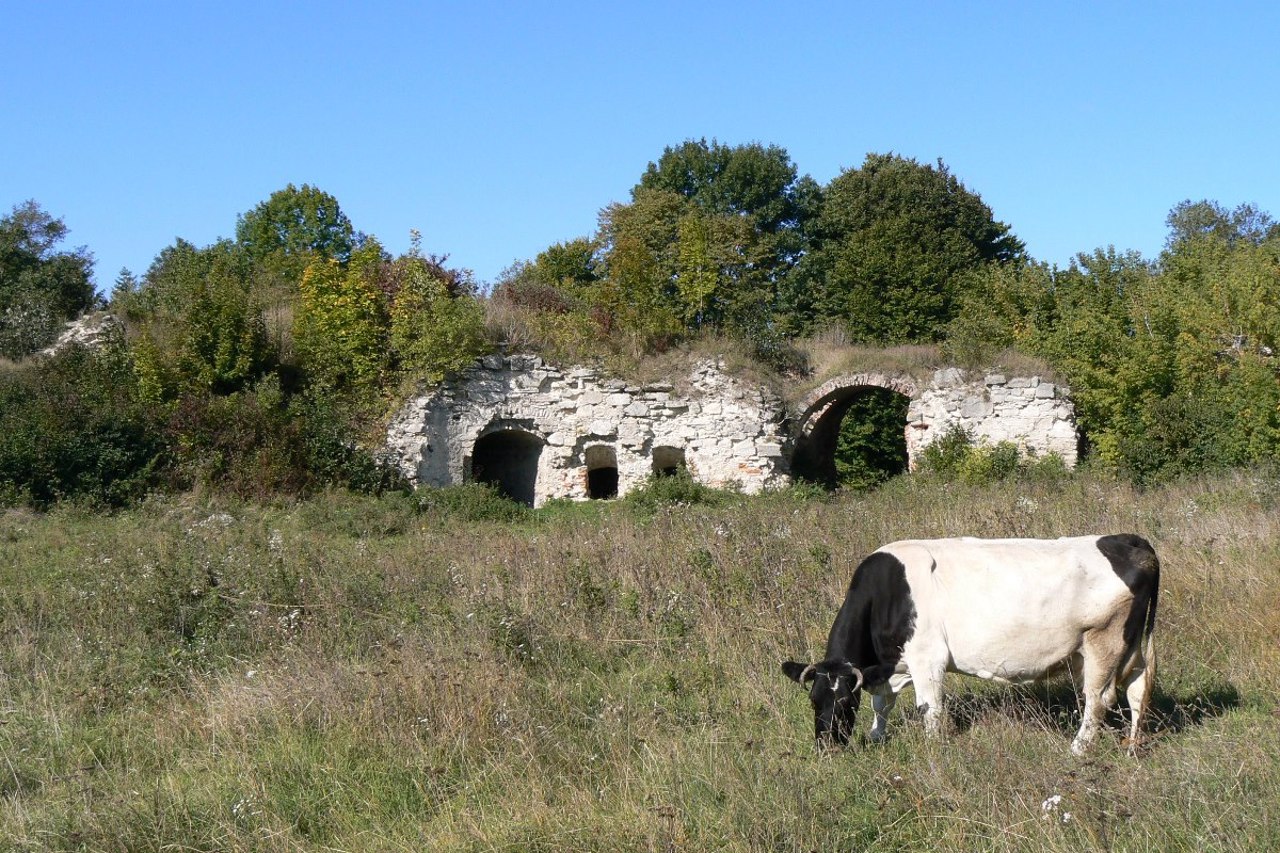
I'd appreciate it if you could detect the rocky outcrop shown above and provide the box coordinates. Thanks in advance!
[39,312,122,356]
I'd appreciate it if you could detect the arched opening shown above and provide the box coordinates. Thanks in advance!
[470,429,543,506]
[652,445,686,477]
[792,387,910,489]
[584,445,618,500]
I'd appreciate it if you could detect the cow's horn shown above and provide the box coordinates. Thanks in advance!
[798,664,817,685]
[850,667,864,691]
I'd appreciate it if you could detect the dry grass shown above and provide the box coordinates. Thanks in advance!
[2,469,1278,850]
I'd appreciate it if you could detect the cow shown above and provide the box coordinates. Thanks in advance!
[782,534,1159,756]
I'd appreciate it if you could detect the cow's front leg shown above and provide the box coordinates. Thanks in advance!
[869,689,897,742]
[909,668,946,737]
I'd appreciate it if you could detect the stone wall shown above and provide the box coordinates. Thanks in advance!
[384,356,1079,504]
[383,354,791,506]
[904,369,1078,467]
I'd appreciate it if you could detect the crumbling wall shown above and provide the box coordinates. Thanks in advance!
[384,358,1078,505]
[904,369,1078,467]
[384,355,791,506]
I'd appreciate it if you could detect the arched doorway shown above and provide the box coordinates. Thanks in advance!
[792,386,910,489]
[651,446,686,477]
[584,445,618,499]
[470,429,543,506]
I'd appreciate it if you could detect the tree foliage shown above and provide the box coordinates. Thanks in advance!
[794,154,1025,342]
[293,240,389,397]
[388,235,488,384]
[235,183,356,275]
[947,207,1280,482]
[0,201,97,358]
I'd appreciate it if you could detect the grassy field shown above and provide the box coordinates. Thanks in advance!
[2,470,1278,851]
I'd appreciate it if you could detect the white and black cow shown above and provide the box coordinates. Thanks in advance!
[782,534,1159,755]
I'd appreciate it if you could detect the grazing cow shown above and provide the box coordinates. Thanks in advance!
[782,534,1159,755]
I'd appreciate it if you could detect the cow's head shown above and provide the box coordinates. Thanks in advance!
[782,659,865,748]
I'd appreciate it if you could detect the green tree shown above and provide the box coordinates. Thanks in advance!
[1164,199,1277,250]
[795,154,1024,342]
[634,138,820,334]
[530,237,601,292]
[0,201,97,358]
[595,189,685,348]
[235,184,357,289]
[125,240,272,398]
[175,249,272,394]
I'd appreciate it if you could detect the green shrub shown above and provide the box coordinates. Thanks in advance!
[165,381,400,500]
[415,482,532,523]
[917,425,1070,486]
[623,469,737,514]
[957,440,1022,484]
[0,344,166,508]
[916,424,975,480]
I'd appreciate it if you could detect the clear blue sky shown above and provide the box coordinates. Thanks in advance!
[4,2,1278,291]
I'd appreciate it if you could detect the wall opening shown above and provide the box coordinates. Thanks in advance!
[652,446,687,477]
[584,445,618,499]
[471,429,543,506]
[792,387,909,489]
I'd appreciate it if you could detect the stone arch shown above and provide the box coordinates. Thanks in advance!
[651,445,687,477]
[584,445,619,499]
[791,374,919,487]
[470,427,544,506]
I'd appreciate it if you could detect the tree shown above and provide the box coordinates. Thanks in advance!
[388,236,488,385]
[634,139,821,333]
[596,190,685,348]
[125,240,272,398]
[235,184,357,287]
[1164,199,1277,250]
[530,237,601,292]
[0,201,97,358]
[795,154,1024,342]
[174,249,272,395]
[293,240,388,397]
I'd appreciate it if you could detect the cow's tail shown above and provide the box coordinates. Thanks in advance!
[1120,549,1159,748]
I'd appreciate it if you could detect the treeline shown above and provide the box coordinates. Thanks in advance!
[1,185,490,506]
[2,140,1279,507]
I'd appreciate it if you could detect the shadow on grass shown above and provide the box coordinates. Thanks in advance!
[936,678,1241,743]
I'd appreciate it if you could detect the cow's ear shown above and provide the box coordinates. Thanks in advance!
[782,661,813,685]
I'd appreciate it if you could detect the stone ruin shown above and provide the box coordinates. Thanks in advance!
[383,354,1078,506]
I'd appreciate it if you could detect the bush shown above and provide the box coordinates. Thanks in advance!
[623,469,737,514]
[917,425,1069,486]
[916,424,975,481]
[957,441,1022,484]
[415,483,532,523]
[0,344,166,508]
[166,380,401,500]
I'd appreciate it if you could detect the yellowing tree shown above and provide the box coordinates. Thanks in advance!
[293,241,388,397]
[388,236,487,384]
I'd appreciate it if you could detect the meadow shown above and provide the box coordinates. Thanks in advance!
[2,469,1278,851]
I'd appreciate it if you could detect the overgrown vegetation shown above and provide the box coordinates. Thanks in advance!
[3,470,1278,850]
[5,145,1278,504]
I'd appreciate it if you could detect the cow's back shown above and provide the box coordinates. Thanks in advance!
[883,536,1136,683]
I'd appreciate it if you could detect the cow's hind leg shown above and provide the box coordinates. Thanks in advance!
[1071,629,1125,756]
[1120,636,1156,753]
